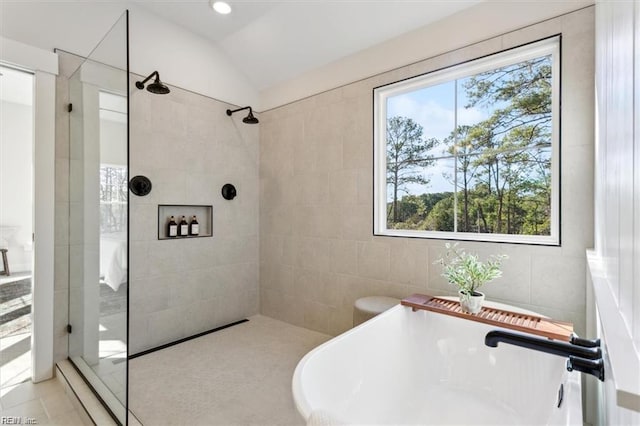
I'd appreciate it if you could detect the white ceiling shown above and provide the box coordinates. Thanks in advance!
[0,0,481,95]
[0,1,593,108]
[132,0,482,90]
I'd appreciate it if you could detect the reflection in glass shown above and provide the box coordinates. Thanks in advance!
[67,11,128,424]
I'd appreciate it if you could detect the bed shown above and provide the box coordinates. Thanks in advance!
[100,231,127,291]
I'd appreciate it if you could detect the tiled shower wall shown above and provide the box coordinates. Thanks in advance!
[53,52,260,358]
[259,7,595,336]
[128,79,260,355]
[53,51,84,363]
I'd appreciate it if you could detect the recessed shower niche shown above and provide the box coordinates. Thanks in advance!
[157,204,213,239]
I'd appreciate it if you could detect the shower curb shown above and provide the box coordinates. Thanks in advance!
[56,360,117,426]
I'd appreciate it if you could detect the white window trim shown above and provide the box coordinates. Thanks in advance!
[373,36,561,246]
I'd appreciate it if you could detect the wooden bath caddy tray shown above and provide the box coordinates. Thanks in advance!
[401,294,574,341]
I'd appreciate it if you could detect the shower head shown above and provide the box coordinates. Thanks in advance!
[243,109,259,124]
[226,106,259,124]
[146,80,170,95]
[136,71,170,95]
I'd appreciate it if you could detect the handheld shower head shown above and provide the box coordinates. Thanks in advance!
[226,106,259,124]
[136,71,170,94]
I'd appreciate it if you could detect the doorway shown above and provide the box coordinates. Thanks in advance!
[0,64,35,389]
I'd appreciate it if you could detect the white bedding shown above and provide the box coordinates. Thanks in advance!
[100,232,127,291]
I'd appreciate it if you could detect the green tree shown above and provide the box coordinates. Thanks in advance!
[386,116,439,223]
[387,195,426,229]
[424,194,455,232]
[438,56,553,235]
[442,125,484,232]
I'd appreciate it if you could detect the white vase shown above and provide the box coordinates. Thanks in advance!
[459,290,485,314]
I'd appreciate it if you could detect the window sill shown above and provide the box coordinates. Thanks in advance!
[375,228,559,246]
[587,250,640,413]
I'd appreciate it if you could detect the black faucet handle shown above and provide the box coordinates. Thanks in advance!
[566,355,605,381]
[569,334,601,348]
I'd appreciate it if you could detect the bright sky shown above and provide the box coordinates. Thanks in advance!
[386,77,489,195]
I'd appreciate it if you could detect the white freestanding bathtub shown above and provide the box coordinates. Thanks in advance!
[293,303,582,425]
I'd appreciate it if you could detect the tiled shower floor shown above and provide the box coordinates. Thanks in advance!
[129,315,330,425]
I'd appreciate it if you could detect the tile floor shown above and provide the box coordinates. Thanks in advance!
[0,333,31,389]
[95,310,127,404]
[0,378,85,425]
[0,314,332,426]
[129,315,331,425]
[1,273,32,389]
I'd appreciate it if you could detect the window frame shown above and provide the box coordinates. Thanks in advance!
[373,36,561,246]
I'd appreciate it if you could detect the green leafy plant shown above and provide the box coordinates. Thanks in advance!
[434,243,507,298]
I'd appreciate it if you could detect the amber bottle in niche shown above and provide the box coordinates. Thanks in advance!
[167,216,178,237]
[189,215,199,236]
[179,215,189,236]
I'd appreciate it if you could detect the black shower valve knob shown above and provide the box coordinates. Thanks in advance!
[129,175,152,196]
[221,183,237,200]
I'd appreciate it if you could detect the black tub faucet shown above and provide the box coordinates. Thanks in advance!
[485,330,605,381]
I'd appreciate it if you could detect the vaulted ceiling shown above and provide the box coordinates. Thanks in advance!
[0,0,481,92]
[131,0,482,90]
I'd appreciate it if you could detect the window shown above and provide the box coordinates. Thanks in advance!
[99,91,128,234]
[373,37,560,245]
[100,165,127,233]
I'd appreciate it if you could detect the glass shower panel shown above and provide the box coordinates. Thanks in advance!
[68,11,128,424]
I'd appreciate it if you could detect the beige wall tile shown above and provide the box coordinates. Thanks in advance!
[129,241,149,281]
[129,203,157,242]
[260,262,294,295]
[260,10,593,337]
[130,276,169,315]
[55,158,69,203]
[389,238,429,286]
[294,268,339,307]
[530,255,586,313]
[129,314,149,355]
[261,287,304,327]
[478,250,531,305]
[260,233,284,266]
[54,245,69,292]
[329,170,359,206]
[357,241,390,281]
[340,205,372,241]
[330,239,358,275]
[294,172,329,205]
[148,307,186,347]
[302,301,332,334]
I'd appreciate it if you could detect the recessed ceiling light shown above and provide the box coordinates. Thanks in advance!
[211,1,232,15]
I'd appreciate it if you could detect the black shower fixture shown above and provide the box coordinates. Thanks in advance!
[135,71,170,94]
[226,106,259,124]
[129,175,152,197]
